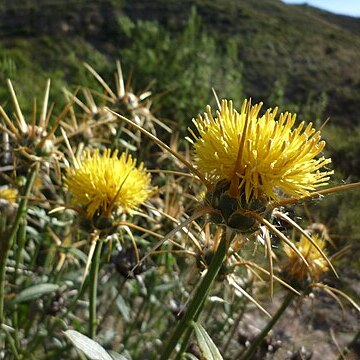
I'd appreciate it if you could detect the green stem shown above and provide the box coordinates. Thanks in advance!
[3,326,20,359]
[122,291,149,347]
[12,219,27,350]
[174,293,208,360]
[222,296,248,354]
[13,218,27,282]
[98,277,127,332]
[160,229,231,360]
[239,291,296,360]
[0,164,38,325]
[88,240,103,339]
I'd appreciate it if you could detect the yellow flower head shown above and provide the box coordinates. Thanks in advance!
[0,186,18,219]
[284,234,329,281]
[188,99,333,202]
[0,186,18,204]
[64,149,152,219]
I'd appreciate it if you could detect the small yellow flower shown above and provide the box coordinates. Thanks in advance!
[188,99,333,202]
[0,186,18,204]
[64,149,152,218]
[284,234,329,281]
[0,186,18,219]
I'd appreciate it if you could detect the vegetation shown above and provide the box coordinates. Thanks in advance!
[0,1,359,359]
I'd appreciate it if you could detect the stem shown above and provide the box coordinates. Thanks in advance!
[160,229,231,360]
[97,277,127,332]
[122,295,147,347]
[88,240,103,339]
[239,291,296,360]
[0,164,38,325]
[12,219,27,350]
[13,218,27,281]
[174,293,208,360]
[222,297,248,354]
[337,328,360,360]
[3,326,20,359]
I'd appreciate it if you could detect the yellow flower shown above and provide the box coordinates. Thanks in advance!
[188,99,333,202]
[64,149,152,218]
[0,186,18,219]
[0,186,18,204]
[284,234,329,281]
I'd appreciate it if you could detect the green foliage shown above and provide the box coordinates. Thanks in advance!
[323,125,360,179]
[117,9,243,131]
[0,37,110,114]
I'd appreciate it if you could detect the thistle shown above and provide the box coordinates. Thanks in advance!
[84,61,171,137]
[189,99,332,201]
[283,234,329,283]
[64,148,153,221]
[0,79,67,168]
[107,98,360,360]
[62,146,153,338]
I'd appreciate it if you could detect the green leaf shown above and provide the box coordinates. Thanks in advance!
[108,350,130,360]
[116,295,131,322]
[192,322,223,360]
[67,247,88,264]
[13,283,59,303]
[64,330,113,360]
[182,354,199,360]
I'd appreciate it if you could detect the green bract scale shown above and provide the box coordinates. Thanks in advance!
[205,180,269,232]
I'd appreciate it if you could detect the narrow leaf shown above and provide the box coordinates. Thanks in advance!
[108,350,130,360]
[14,284,59,303]
[67,247,88,264]
[182,354,199,360]
[116,296,131,322]
[64,330,113,360]
[192,322,223,360]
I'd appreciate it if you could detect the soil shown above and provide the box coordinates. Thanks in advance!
[237,264,360,360]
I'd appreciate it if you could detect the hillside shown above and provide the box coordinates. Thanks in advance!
[120,0,360,125]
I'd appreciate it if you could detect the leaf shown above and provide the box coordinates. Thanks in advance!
[153,282,177,292]
[13,283,59,303]
[192,322,223,360]
[108,350,130,360]
[67,247,88,264]
[182,354,199,360]
[116,295,131,322]
[64,330,113,360]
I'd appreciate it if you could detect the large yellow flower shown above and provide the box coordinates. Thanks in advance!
[188,99,333,202]
[283,234,329,281]
[65,149,152,218]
